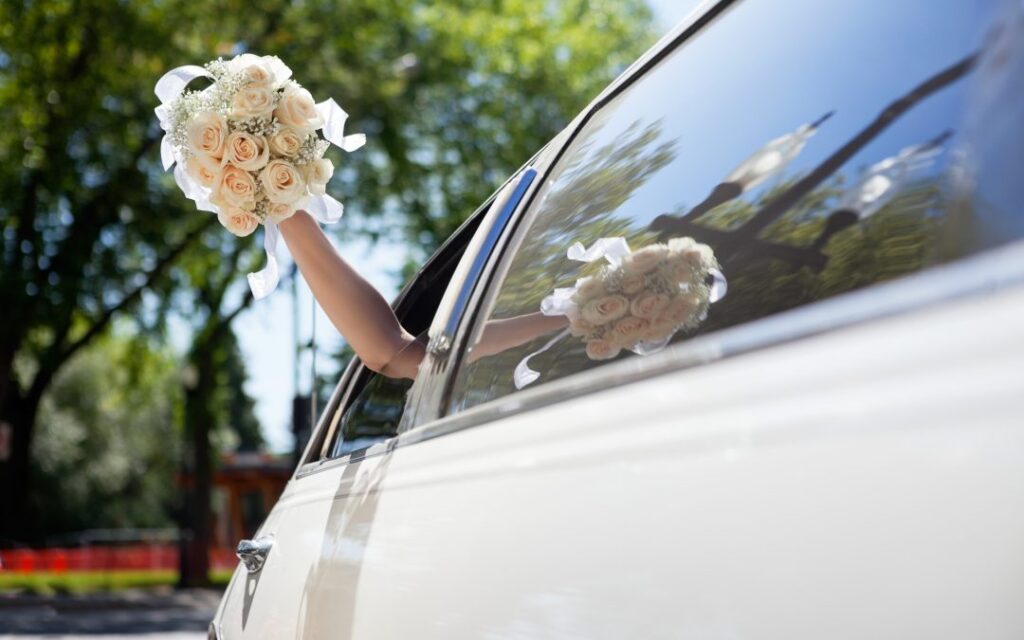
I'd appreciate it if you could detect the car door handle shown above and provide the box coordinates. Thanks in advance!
[236,535,274,573]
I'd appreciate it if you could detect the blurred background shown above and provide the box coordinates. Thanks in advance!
[0,0,693,605]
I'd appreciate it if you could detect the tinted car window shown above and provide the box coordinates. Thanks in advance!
[447,0,1022,413]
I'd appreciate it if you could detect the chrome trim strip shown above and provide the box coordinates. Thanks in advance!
[437,168,538,348]
[294,240,1024,478]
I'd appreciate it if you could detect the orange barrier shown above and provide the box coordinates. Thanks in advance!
[0,545,237,573]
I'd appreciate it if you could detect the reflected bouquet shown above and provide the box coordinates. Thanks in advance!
[515,237,726,389]
[154,54,365,297]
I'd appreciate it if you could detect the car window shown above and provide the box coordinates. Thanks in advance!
[446,0,1022,414]
[329,361,416,458]
[316,206,491,459]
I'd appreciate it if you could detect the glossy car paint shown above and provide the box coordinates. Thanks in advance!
[215,277,1024,639]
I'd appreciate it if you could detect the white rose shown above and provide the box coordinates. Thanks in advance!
[259,159,306,204]
[217,206,260,237]
[609,315,649,347]
[640,314,677,342]
[580,294,630,326]
[274,85,323,132]
[222,131,270,172]
[666,236,698,254]
[230,85,276,120]
[680,243,715,270]
[624,245,670,274]
[630,292,671,320]
[212,164,257,209]
[568,315,598,339]
[585,339,621,361]
[305,158,334,196]
[617,271,646,295]
[266,201,296,224]
[185,153,221,189]
[186,111,229,159]
[666,253,695,283]
[268,127,304,157]
[226,54,291,89]
[573,276,606,303]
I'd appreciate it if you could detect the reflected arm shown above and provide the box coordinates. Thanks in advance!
[471,313,569,362]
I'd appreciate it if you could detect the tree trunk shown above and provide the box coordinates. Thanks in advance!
[0,391,40,542]
[178,349,215,588]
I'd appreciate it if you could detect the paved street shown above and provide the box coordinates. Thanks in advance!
[0,589,219,639]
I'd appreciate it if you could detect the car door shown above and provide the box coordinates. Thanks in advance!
[210,161,556,638]
[223,0,1022,638]
[216,0,1024,637]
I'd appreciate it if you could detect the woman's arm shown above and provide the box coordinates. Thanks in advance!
[278,210,424,379]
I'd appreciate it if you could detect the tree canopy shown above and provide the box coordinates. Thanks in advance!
[0,0,657,541]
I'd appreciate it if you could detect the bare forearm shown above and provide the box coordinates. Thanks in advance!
[278,210,422,378]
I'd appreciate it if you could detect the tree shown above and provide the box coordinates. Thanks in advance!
[29,331,183,538]
[0,0,656,540]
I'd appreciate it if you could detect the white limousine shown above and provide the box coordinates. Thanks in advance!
[211,0,1024,638]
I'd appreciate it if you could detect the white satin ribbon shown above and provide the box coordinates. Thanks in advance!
[154,65,212,171]
[566,237,631,267]
[244,196,347,300]
[316,98,367,152]
[247,221,281,300]
[709,268,728,303]
[513,329,570,390]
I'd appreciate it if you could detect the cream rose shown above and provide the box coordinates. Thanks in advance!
[667,254,695,283]
[573,276,605,302]
[630,292,671,320]
[185,153,221,189]
[222,131,270,172]
[568,315,598,339]
[680,243,715,269]
[274,85,323,132]
[186,111,229,159]
[266,202,296,224]
[609,315,649,347]
[659,293,701,326]
[585,339,621,361]
[259,159,306,204]
[624,245,670,274]
[617,271,646,295]
[268,127,304,157]
[230,85,276,120]
[640,315,677,342]
[239,63,275,87]
[305,158,334,196]
[580,294,629,326]
[217,206,260,238]
[667,236,698,254]
[213,165,257,208]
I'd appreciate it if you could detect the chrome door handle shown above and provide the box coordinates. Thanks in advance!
[236,535,273,573]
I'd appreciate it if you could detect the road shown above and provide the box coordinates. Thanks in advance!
[0,589,219,639]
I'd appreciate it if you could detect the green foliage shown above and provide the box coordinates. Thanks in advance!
[29,332,183,536]
[0,570,233,595]
[0,0,656,539]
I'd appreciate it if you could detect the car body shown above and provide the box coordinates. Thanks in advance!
[212,0,1024,638]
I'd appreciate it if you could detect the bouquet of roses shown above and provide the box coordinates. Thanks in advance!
[154,54,365,298]
[514,236,726,389]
